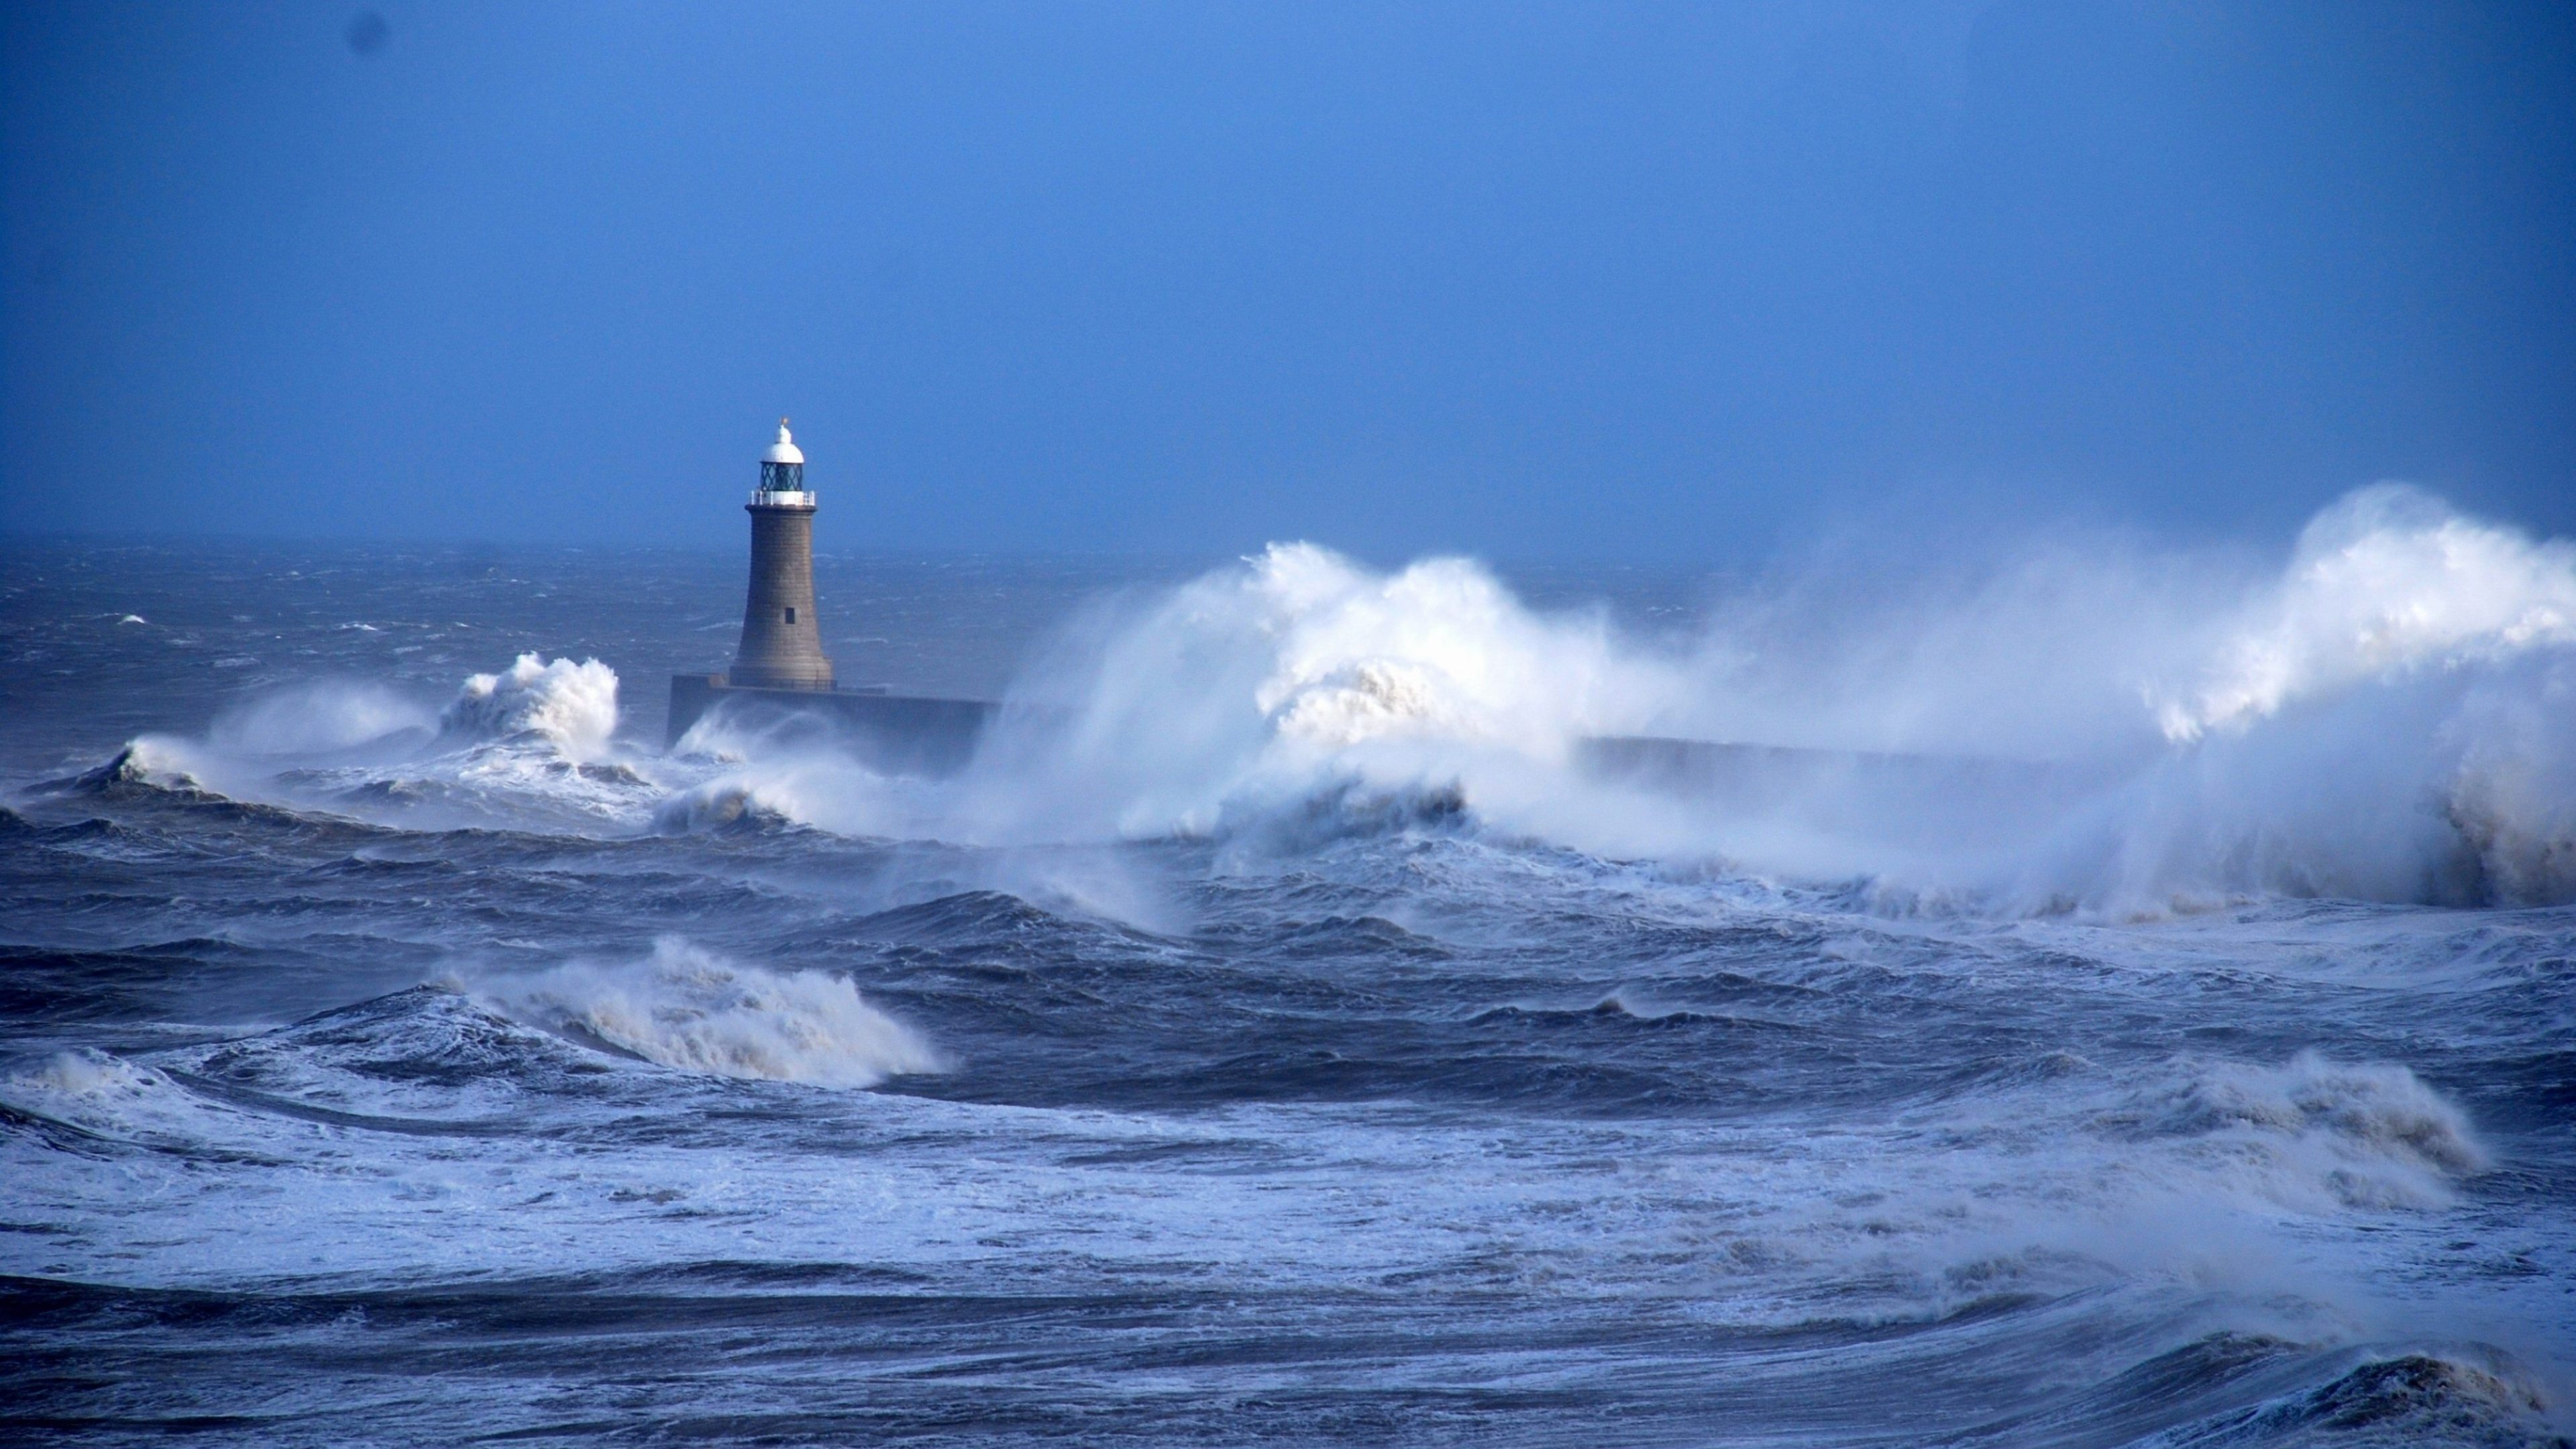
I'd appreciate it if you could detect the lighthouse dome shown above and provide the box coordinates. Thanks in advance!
[761,419,805,466]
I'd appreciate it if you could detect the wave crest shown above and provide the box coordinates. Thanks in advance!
[2107,1051,2490,1212]
[2156,484,2576,742]
[481,938,942,1087]
[439,653,619,757]
[2158,1052,2488,1175]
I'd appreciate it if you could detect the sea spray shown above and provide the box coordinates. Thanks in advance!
[2151,484,2576,741]
[439,653,621,757]
[944,541,1680,843]
[48,492,2576,908]
[907,488,2576,907]
[206,680,433,757]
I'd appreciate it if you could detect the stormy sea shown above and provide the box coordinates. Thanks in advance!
[3,486,2572,1447]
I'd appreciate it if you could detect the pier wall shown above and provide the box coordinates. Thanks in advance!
[668,674,995,776]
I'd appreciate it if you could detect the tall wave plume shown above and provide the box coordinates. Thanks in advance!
[686,486,2576,912]
[438,653,621,758]
[2151,486,2576,742]
[2037,487,2576,910]
[957,541,1680,842]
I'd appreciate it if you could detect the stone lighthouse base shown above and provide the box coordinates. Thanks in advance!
[666,674,996,777]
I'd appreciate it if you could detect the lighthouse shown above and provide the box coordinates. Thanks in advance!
[729,419,835,690]
[667,417,994,764]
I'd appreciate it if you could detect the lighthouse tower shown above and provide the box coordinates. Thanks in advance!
[728,419,835,690]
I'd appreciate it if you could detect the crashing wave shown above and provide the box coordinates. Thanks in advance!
[476,938,942,1087]
[2154,486,2576,743]
[2035,486,2576,909]
[0,1046,232,1150]
[2440,657,2576,905]
[1208,775,1470,853]
[900,496,2568,906]
[651,780,802,835]
[30,489,2569,908]
[64,740,205,796]
[2107,1052,2488,1212]
[2149,1053,2487,1173]
[26,656,668,834]
[13,1045,166,1099]
[438,653,620,757]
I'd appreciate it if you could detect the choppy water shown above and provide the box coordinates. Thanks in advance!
[2,529,2571,1446]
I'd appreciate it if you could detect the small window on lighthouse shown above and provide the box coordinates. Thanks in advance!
[784,607,797,624]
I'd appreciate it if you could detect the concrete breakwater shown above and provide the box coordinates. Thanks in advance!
[665,675,994,775]
[665,682,2093,843]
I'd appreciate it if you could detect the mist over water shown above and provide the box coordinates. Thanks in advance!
[3,490,2571,1445]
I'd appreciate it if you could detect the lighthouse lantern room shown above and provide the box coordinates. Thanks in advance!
[757,419,808,500]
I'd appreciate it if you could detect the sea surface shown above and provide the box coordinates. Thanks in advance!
[1,538,2570,1446]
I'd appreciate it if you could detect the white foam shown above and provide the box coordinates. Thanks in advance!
[1246,545,1670,753]
[480,938,943,1087]
[80,655,675,834]
[103,735,211,790]
[439,653,620,758]
[663,492,2571,910]
[2155,485,2576,741]
[2135,1051,2489,1212]
[936,542,1677,844]
[0,1047,237,1148]
[13,1046,162,1099]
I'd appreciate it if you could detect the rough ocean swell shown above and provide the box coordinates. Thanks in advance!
[1,488,2571,1446]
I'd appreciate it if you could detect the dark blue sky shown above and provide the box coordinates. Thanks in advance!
[4,1,2570,561]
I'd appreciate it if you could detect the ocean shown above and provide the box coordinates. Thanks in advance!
[2,504,2571,1446]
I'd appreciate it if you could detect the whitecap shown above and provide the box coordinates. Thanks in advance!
[477,938,943,1087]
[439,653,619,757]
